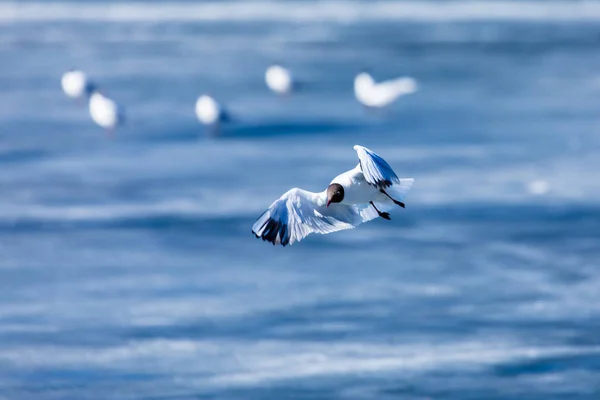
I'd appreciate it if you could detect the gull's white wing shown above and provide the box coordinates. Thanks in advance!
[354,145,401,189]
[252,188,369,246]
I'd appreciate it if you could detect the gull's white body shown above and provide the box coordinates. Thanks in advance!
[265,64,293,95]
[252,145,414,246]
[89,92,123,131]
[354,72,417,108]
[61,70,89,99]
[195,95,223,125]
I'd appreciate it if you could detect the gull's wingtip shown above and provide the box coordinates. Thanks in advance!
[353,144,373,154]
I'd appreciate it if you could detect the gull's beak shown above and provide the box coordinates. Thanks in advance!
[326,199,331,208]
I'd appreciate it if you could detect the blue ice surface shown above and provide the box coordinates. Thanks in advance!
[1,1,600,399]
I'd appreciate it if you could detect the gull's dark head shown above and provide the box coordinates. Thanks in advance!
[326,183,344,207]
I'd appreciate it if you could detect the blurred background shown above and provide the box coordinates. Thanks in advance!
[1,0,600,399]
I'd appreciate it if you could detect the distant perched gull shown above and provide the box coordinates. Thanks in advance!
[527,179,549,196]
[354,72,418,108]
[253,145,414,246]
[195,95,230,127]
[265,64,294,95]
[88,91,125,135]
[61,69,95,100]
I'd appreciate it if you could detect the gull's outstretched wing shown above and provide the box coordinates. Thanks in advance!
[354,145,400,189]
[252,188,367,246]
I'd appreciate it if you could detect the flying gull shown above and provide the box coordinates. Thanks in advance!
[253,145,414,246]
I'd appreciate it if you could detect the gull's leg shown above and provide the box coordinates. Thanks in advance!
[370,201,391,220]
[380,189,405,208]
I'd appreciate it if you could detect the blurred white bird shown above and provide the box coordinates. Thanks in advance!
[527,179,549,196]
[265,64,294,95]
[61,69,94,100]
[88,91,125,136]
[195,95,230,132]
[253,145,414,246]
[354,72,417,108]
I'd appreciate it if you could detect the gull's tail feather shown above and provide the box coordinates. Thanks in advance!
[387,178,414,201]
